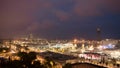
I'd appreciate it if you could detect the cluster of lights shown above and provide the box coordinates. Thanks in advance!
[97,44,115,50]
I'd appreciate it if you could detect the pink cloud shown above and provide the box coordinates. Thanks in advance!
[26,20,56,32]
[55,10,70,21]
[72,0,120,16]
[0,0,120,39]
[104,0,120,13]
[40,20,55,29]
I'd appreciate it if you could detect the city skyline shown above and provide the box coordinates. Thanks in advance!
[0,0,120,40]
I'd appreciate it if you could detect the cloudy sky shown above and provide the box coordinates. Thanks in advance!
[0,0,120,40]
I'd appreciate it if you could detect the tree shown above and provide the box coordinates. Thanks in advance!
[32,60,44,68]
[17,51,37,68]
[44,56,56,68]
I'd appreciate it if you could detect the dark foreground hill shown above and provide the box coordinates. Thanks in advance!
[63,63,107,68]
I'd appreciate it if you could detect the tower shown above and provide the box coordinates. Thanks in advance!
[96,27,101,47]
[29,34,33,39]
[96,27,101,41]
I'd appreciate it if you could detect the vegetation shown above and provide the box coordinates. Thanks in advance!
[0,47,9,53]
[0,52,57,68]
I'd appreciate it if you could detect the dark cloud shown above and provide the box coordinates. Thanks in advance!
[0,0,120,39]
[55,10,70,22]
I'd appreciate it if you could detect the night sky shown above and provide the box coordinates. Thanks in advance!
[0,0,120,40]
